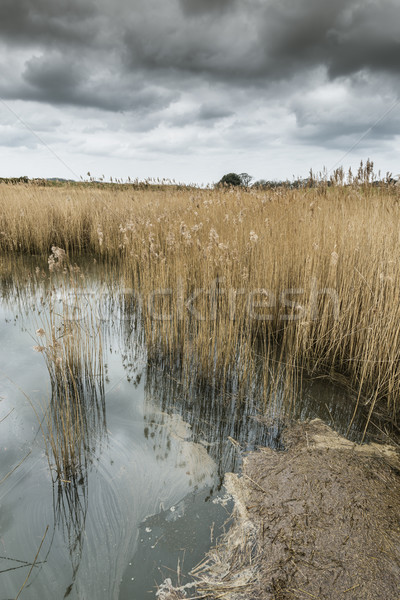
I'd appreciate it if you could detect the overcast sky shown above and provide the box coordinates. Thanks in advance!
[0,0,399,184]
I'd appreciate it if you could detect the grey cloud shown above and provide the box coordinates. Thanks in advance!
[197,104,233,121]
[161,104,233,128]
[1,0,400,115]
[178,0,235,16]
[0,0,99,47]
[0,52,178,113]
[120,0,400,90]
[258,0,400,79]
[0,127,41,149]
[296,118,400,149]
[121,4,261,81]
[23,54,85,97]
[289,74,400,149]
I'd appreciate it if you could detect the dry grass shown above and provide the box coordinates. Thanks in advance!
[1,181,400,429]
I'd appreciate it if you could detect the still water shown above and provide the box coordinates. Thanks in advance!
[0,260,367,599]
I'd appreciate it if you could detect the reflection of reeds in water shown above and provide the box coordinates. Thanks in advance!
[1,252,107,597]
[143,350,368,489]
[53,472,89,599]
[32,253,106,597]
[38,310,105,483]
[144,359,290,484]
[33,249,106,483]
[38,316,105,482]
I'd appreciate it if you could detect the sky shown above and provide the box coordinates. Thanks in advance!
[0,0,399,185]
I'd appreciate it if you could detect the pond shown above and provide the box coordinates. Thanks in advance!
[0,258,368,600]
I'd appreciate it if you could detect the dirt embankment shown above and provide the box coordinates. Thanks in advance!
[159,419,400,600]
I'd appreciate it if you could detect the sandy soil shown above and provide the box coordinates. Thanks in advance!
[158,419,400,600]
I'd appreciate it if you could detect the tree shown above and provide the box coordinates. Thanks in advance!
[219,173,242,187]
[218,172,253,187]
[239,173,253,187]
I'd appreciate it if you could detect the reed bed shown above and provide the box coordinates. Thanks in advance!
[1,181,400,429]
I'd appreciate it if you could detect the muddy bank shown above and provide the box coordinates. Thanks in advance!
[158,419,400,600]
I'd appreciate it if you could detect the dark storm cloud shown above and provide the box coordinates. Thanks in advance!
[0,0,99,47]
[259,0,400,78]
[121,2,260,81]
[178,0,235,16]
[23,55,84,99]
[1,0,400,113]
[0,50,177,113]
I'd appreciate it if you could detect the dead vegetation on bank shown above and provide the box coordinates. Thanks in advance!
[159,419,400,600]
[1,182,400,428]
